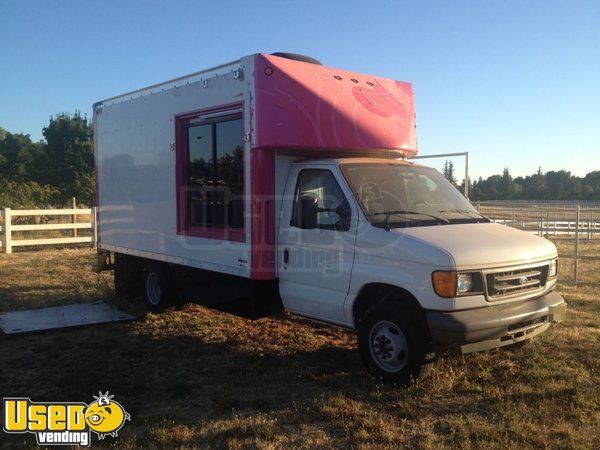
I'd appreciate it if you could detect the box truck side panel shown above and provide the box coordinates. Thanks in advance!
[96,63,253,277]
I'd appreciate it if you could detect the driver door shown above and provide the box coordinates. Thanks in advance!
[278,166,358,325]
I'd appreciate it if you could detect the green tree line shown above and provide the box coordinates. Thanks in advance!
[0,112,94,208]
[443,161,600,201]
[1,116,598,208]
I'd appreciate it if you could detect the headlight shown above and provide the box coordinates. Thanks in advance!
[432,271,484,298]
[549,259,558,278]
[457,273,474,294]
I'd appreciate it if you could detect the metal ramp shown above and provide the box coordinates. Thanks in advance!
[0,301,135,335]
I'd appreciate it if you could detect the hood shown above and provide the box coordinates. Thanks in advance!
[392,222,557,270]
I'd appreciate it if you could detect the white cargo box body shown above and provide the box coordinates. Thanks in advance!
[95,57,254,277]
[94,53,418,280]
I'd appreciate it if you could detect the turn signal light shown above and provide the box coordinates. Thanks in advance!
[432,271,457,298]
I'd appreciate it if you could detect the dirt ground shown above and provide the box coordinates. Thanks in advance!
[0,247,598,449]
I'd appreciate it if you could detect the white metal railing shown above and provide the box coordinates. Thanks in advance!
[478,204,600,285]
[411,151,469,198]
[0,207,97,254]
[490,219,600,236]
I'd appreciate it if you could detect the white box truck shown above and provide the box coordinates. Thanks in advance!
[94,53,566,384]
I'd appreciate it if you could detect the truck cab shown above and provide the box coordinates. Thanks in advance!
[276,157,565,383]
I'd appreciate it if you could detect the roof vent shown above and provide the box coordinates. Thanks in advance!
[270,52,322,65]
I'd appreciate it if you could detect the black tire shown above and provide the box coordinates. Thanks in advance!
[142,262,177,313]
[358,302,434,386]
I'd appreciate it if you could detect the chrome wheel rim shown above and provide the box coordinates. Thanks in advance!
[146,272,162,306]
[369,320,408,372]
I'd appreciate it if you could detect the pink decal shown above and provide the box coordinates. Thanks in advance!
[352,81,409,119]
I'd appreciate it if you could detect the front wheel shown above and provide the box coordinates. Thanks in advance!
[358,302,434,385]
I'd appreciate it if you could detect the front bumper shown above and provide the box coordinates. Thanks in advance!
[426,290,567,353]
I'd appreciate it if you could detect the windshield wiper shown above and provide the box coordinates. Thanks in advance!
[438,209,488,220]
[368,210,450,231]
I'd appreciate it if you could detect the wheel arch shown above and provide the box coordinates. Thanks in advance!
[352,283,426,328]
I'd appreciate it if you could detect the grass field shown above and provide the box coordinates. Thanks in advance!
[0,247,598,449]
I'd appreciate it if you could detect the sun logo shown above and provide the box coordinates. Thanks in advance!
[84,392,130,440]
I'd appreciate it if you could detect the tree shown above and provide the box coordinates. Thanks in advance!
[545,170,577,200]
[582,171,600,199]
[0,179,59,209]
[0,132,45,183]
[41,112,94,205]
[499,167,521,199]
[443,160,457,185]
[0,113,95,207]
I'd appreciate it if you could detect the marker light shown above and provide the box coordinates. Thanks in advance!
[432,271,457,298]
[549,259,558,278]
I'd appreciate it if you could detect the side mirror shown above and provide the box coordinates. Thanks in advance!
[335,201,351,231]
[293,193,319,229]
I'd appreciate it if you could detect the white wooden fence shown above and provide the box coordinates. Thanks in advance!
[0,207,97,254]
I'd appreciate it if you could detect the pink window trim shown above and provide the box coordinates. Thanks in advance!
[175,102,246,243]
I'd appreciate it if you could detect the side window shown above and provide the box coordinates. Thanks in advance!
[178,110,244,240]
[291,169,351,231]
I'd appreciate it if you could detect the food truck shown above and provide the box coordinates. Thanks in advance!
[94,53,566,384]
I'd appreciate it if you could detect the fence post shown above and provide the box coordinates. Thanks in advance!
[574,205,580,284]
[589,210,593,241]
[3,208,12,254]
[92,206,98,248]
[71,197,77,238]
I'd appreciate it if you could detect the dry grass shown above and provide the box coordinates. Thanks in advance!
[0,248,598,449]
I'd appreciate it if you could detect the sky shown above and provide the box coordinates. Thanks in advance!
[0,0,598,180]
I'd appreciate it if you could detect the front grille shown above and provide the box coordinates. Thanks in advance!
[486,265,548,300]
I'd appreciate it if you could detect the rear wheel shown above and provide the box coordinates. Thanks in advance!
[142,263,177,313]
[358,302,434,385]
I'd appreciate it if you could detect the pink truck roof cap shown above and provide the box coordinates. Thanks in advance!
[254,53,418,157]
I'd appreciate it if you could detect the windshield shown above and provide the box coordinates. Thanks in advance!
[340,162,488,228]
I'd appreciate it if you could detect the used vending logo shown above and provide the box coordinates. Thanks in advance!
[3,392,130,446]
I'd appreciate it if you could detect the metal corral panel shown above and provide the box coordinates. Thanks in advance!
[0,301,135,335]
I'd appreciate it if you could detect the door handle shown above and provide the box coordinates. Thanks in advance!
[283,248,289,265]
